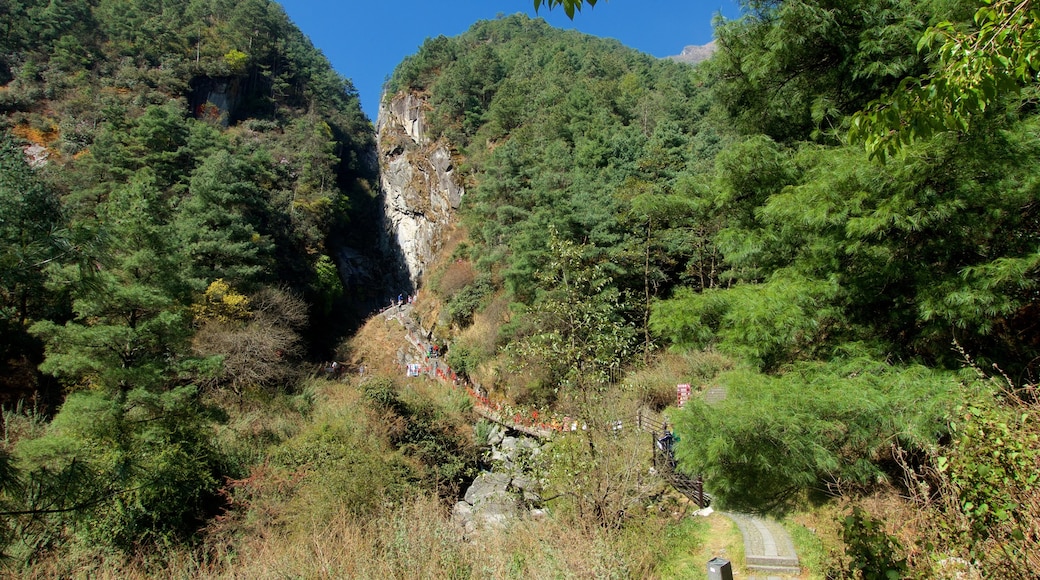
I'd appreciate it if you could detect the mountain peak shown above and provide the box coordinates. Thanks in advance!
[668,40,717,64]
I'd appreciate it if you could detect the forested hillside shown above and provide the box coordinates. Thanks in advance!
[1,0,380,398]
[0,0,389,570]
[2,0,1038,576]
[388,3,1040,576]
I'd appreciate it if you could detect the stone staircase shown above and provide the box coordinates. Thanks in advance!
[723,512,801,577]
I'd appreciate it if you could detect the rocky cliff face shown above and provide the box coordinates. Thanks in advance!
[668,40,717,65]
[377,92,464,288]
[189,77,243,127]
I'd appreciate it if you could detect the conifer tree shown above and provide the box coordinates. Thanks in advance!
[176,149,274,292]
[0,133,64,332]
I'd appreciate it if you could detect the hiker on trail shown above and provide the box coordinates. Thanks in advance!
[657,433,673,452]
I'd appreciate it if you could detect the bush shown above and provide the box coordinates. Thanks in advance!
[362,377,407,415]
[446,274,494,327]
[543,397,660,530]
[913,379,1040,577]
[829,507,908,579]
[191,287,308,395]
[673,359,960,512]
[8,386,223,561]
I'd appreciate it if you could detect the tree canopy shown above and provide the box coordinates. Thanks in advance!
[387,11,1040,569]
[533,0,601,19]
[0,0,378,563]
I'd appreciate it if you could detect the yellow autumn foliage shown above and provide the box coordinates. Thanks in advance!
[12,122,59,146]
[191,279,251,324]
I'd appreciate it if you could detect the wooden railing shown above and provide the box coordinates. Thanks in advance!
[637,408,710,509]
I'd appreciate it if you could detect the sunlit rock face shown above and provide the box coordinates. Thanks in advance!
[668,40,717,65]
[377,92,464,288]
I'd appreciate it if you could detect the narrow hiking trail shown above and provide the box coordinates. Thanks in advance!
[726,512,803,579]
[382,302,557,438]
[380,302,802,578]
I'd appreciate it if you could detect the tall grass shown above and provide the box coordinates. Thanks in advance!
[625,350,735,412]
[205,494,676,579]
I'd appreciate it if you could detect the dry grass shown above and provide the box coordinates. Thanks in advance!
[852,491,928,559]
[436,260,476,299]
[423,225,471,294]
[786,488,934,579]
[626,350,735,412]
[202,495,690,579]
[12,121,59,146]
[787,501,847,579]
[15,357,736,580]
[345,313,410,377]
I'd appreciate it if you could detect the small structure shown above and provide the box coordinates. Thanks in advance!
[707,557,734,580]
[677,383,692,408]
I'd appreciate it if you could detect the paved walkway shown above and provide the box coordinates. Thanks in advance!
[723,512,801,578]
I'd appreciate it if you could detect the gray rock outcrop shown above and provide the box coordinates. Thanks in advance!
[668,41,717,65]
[376,92,464,287]
[454,430,545,534]
[189,77,242,127]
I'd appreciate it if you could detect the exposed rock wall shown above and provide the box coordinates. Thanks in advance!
[189,77,242,127]
[376,92,464,287]
[668,40,717,65]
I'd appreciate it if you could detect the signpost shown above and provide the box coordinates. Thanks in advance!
[677,383,691,408]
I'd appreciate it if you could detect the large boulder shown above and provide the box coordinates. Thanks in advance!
[457,472,519,531]
[454,433,546,533]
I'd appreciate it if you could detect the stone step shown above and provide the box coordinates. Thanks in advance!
[747,555,800,568]
[747,554,802,574]
[748,564,803,576]
[721,511,802,576]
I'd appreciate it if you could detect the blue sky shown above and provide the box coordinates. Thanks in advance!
[275,1,742,122]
